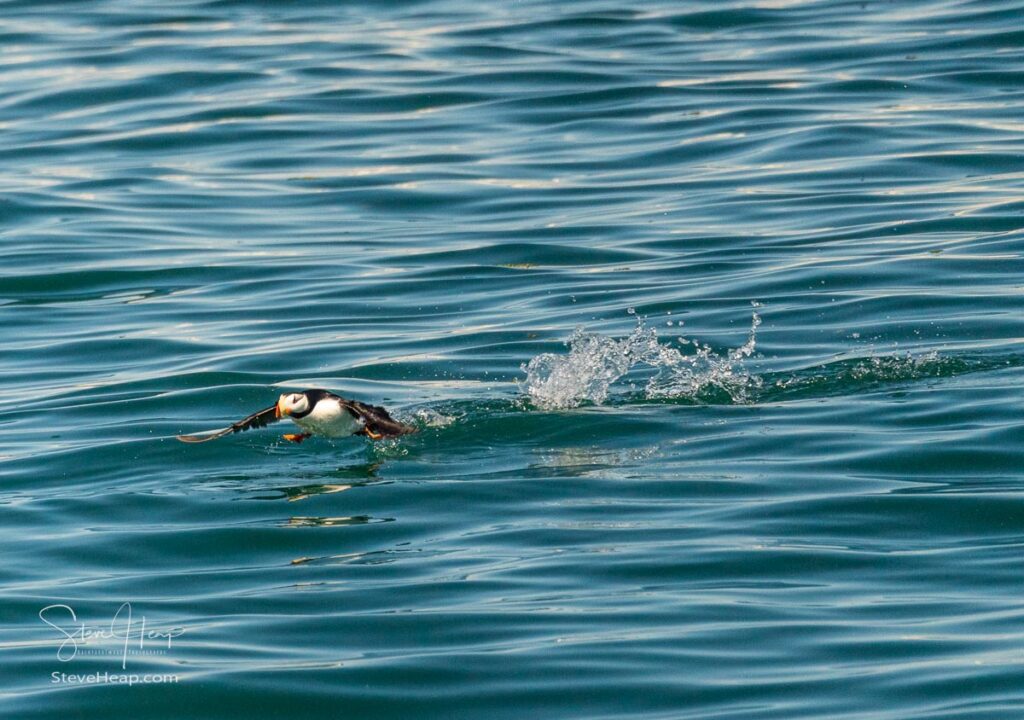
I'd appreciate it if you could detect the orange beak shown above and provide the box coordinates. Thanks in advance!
[275,398,286,418]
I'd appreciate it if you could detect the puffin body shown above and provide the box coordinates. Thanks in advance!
[288,390,365,438]
[176,389,415,444]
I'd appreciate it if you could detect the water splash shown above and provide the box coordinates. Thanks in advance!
[411,407,458,428]
[520,308,762,410]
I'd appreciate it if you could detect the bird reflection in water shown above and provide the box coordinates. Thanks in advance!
[251,461,384,502]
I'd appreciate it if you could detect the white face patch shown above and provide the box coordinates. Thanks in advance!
[279,392,310,416]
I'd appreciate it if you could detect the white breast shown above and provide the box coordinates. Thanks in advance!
[292,399,364,437]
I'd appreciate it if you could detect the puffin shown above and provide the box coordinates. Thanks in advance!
[176,389,416,444]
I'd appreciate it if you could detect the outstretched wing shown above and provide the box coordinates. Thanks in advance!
[176,405,280,443]
[341,399,417,439]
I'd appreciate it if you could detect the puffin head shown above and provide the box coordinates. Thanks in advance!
[276,392,310,418]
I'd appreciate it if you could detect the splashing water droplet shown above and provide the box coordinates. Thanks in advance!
[519,310,762,410]
[412,408,457,428]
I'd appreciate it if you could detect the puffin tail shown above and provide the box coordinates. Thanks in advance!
[366,416,418,438]
[352,401,418,438]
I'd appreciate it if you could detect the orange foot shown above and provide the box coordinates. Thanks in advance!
[283,433,311,443]
[363,427,383,440]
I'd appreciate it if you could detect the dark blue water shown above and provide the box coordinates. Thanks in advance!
[3,1,1024,717]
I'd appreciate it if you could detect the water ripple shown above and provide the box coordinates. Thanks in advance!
[3,0,1024,717]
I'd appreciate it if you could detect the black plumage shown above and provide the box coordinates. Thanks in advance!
[176,405,280,443]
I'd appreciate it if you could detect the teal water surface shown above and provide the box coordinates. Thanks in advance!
[3,1,1024,717]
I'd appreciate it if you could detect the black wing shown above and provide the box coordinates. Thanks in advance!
[340,399,417,439]
[176,405,280,443]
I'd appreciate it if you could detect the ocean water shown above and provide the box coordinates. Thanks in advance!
[3,0,1024,716]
